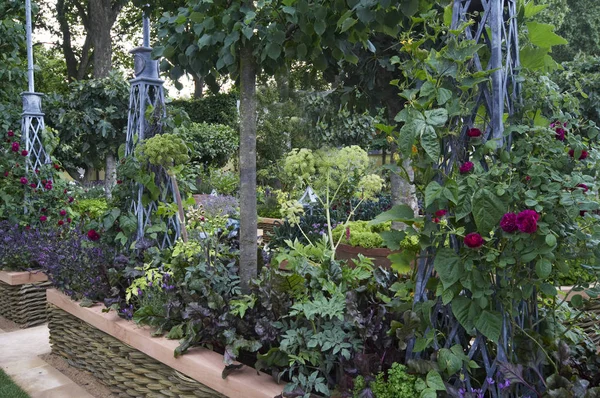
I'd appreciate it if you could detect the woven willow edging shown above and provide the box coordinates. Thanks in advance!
[0,279,51,327]
[48,305,225,398]
[46,289,283,398]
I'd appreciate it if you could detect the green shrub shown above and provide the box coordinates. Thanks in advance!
[196,167,239,196]
[175,122,238,167]
[171,93,238,128]
[332,220,390,248]
[75,198,108,220]
[353,363,418,398]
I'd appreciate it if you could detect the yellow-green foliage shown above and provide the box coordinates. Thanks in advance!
[75,198,108,220]
[332,221,391,249]
[136,133,190,171]
[283,146,384,200]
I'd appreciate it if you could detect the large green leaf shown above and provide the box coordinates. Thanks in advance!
[434,248,462,289]
[370,204,417,225]
[399,0,419,17]
[526,22,568,48]
[398,122,417,157]
[471,188,506,235]
[474,310,502,342]
[451,296,476,331]
[425,181,444,208]
[420,125,440,161]
[424,108,448,127]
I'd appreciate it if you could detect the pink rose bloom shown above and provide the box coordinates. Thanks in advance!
[39,216,47,222]
[435,209,448,217]
[20,177,28,185]
[516,210,539,234]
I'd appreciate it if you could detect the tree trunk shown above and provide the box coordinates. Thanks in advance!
[104,152,116,199]
[239,42,258,293]
[193,74,204,98]
[89,0,114,79]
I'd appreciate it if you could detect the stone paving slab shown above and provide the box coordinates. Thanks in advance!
[0,323,94,398]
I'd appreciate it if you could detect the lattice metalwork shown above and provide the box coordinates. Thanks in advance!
[407,1,523,396]
[22,0,50,186]
[21,93,51,181]
[125,31,179,248]
[451,0,521,148]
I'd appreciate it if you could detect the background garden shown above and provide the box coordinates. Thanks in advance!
[1,0,600,397]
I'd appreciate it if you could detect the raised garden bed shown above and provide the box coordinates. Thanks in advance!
[46,289,283,398]
[258,217,282,244]
[335,243,398,268]
[0,270,50,328]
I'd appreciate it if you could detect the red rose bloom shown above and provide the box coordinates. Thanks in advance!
[3,171,8,177]
[58,220,64,226]
[53,164,60,170]
[467,128,482,138]
[464,233,484,248]
[435,209,448,217]
[21,150,28,156]
[87,229,101,241]
[117,180,123,184]
[516,210,539,234]
[67,218,72,223]
[20,177,28,184]
[11,142,19,152]
[39,216,47,222]
[29,183,36,188]
[577,184,589,192]
[459,161,474,174]
[59,209,67,216]
[433,217,440,223]
[68,196,74,203]
[569,149,589,160]
[500,212,518,233]
[7,130,14,137]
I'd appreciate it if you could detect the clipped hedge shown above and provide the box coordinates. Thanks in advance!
[171,93,238,128]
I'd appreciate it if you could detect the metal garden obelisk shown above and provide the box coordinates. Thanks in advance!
[22,0,50,180]
[125,11,179,248]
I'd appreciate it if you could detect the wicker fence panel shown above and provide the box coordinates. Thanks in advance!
[0,280,51,327]
[48,305,226,398]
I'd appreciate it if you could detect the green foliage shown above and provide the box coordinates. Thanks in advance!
[332,221,390,249]
[194,167,239,196]
[136,133,190,175]
[170,93,238,128]
[0,1,27,131]
[74,198,109,222]
[353,363,418,398]
[175,122,238,167]
[45,71,130,171]
[553,0,600,62]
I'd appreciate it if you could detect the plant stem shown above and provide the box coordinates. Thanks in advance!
[170,175,188,243]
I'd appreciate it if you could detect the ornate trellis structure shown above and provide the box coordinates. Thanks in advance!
[408,1,523,396]
[22,0,50,182]
[125,15,179,248]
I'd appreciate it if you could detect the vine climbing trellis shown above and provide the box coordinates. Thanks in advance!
[125,14,180,249]
[408,1,524,396]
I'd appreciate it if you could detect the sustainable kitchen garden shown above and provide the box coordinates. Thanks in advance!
[2,1,600,398]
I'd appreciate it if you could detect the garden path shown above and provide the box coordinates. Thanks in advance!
[0,324,94,398]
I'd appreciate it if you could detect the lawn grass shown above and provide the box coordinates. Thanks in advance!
[0,368,29,398]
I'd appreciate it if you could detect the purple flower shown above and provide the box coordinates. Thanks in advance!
[500,212,518,233]
[459,161,474,174]
[516,210,539,234]
[464,232,484,248]
[499,379,511,389]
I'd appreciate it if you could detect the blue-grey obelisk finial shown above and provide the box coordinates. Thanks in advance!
[22,0,50,179]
